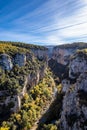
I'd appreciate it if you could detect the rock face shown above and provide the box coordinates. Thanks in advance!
[31,49,48,61]
[52,48,74,65]
[0,54,13,70]
[61,73,87,130]
[27,64,46,89]
[0,52,35,71]
[14,53,26,66]
[52,43,87,65]
[69,52,87,79]
[26,52,35,62]
[28,72,40,88]
[62,79,70,93]
[0,50,47,112]
[60,51,87,130]
[0,53,27,70]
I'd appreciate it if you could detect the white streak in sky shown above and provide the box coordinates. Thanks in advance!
[0,0,87,45]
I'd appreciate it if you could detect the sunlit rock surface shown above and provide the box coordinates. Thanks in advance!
[52,48,74,65]
[14,53,26,66]
[0,54,13,70]
[60,51,87,130]
[69,51,87,79]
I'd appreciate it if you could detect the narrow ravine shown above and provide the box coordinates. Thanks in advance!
[30,88,58,130]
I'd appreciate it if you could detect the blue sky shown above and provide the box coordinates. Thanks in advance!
[0,0,87,45]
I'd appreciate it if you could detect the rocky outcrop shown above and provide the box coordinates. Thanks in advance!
[27,64,46,89]
[60,51,87,130]
[0,50,48,71]
[52,43,87,65]
[0,48,47,113]
[26,52,35,62]
[62,79,70,93]
[0,52,36,71]
[14,53,26,67]
[48,46,76,81]
[0,54,13,70]
[31,49,48,61]
[69,51,87,79]
[52,48,75,65]
[60,73,87,130]
[0,53,27,70]
[27,72,39,88]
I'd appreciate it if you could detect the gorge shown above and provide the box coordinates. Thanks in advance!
[0,41,87,130]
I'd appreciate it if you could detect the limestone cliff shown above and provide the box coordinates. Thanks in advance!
[52,43,87,65]
[31,49,48,61]
[0,42,87,129]
[0,43,47,113]
[52,47,74,65]
[60,50,87,130]
[69,51,87,79]
[0,54,13,70]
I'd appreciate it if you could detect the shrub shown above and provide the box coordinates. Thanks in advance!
[43,124,58,130]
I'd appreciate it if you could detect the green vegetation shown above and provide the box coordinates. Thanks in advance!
[0,41,47,50]
[0,127,10,130]
[42,124,58,130]
[0,70,55,130]
[37,83,63,130]
[0,42,44,92]
[77,48,87,53]
[0,59,39,93]
[1,41,84,130]
[0,42,50,130]
[0,43,29,55]
[71,48,87,60]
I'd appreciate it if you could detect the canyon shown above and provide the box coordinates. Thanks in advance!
[0,42,87,130]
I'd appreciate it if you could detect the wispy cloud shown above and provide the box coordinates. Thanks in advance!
[0,0,87,45]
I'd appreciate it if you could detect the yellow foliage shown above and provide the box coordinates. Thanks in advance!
[77,48,87,53]
[50,126,58,130]
[28,110,33,117]
[23,93,29,100]
[0,69,55,129]
[0,127,10,130]
[0,43,28,54]
[44,124,58,130]
[57,84,62,93]
[31,89,34,94]
[23,103,29,109]
[14,113,21,121]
